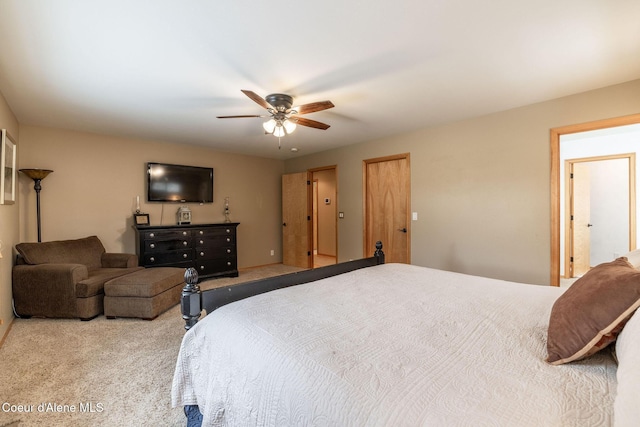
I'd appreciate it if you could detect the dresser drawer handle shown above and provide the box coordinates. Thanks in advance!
[199,240,204,245]
[226,249,231,254]
[183,231,188,236]
[149,233,155,238]
[227,261,232,266]
[149,257,155,262]
[149,243,155,249]
[183,253,188,259]
[199,265,205,270]
[226,229,231,233]
[199,230,204,235]
[200,252,205,256]
[226,238,231,243]
[183,241,188,246]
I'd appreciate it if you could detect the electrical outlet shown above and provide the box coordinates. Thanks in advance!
[270,250,275,256]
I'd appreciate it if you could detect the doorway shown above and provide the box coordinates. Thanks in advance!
[550,113,640,286]
[282,166,338,269]
[564,154,636,279]
[363,153,411,263]
[310,166,338,267]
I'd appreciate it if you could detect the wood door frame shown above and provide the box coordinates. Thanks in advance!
[363,153,411,261]
[566,161,591,278]
[564,154,637,278]
[550,113,640,286]
[308,165,338,264]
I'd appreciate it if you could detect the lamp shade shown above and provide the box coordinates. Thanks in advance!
[273,125,285,137]
[262,119,276,134]
[20,169,53,181]
[283,119,297,134]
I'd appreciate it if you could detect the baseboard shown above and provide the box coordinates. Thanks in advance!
[0,317,15,349]
[238,262,291,272]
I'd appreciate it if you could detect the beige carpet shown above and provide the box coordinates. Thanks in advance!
[0,264,303,427]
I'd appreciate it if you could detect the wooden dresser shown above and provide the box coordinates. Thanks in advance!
[134,223,239,280]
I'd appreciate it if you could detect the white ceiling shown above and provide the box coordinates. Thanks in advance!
[0,0,639,160]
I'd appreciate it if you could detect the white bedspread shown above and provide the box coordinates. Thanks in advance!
[172,263,617,426]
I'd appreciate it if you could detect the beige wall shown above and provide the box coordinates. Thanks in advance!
[0,91,19,342]
[17,125,285,267]
[285,79,640,286]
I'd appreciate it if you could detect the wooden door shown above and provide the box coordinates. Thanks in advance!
[282,172,312,268]
[570,162,591,277]
[363,154,410,263]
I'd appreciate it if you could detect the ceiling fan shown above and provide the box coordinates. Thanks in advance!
[217,90,334,142]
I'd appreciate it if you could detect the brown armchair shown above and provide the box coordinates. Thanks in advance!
[12,236,143,320]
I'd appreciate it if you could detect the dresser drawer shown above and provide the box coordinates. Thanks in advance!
[194,234,235,248]
[143,229,191,240]
[195,246,236,259]
[195,258,237,275]
[143,238,191,253]
[193,227,235,238]
[143,249,193,265]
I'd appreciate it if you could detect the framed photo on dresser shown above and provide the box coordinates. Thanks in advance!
[134,213,150,226]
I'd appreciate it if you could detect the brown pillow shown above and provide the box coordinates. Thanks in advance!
[546,257,640,365]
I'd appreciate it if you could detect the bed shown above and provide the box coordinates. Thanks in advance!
[172,243,640,426]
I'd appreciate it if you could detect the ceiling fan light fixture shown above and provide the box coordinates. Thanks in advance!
[283,119,296,134]
[273,124,285,138]
[263,118,277,134]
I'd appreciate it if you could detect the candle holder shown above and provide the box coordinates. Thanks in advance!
[224,196,231,223]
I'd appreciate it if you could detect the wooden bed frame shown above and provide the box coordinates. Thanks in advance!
[180,241,385,330]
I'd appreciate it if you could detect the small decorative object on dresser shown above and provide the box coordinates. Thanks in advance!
[134,223,239,280]
[134,213,150,226]
[176,205,192,225]
[223,196,231,223]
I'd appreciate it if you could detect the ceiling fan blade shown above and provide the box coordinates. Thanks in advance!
[241,90,273,110]
[216,115,264,119]
[291,116,331,130]
[294,100,335,115]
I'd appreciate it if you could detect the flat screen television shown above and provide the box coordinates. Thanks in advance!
[147,162,213,203]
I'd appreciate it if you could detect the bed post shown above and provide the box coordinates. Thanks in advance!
[181,267,201,331]
[374,241,384,264]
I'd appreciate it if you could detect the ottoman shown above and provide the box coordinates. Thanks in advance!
[104,267,185,320]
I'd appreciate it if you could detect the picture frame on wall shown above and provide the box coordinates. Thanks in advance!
[1,129,16,205]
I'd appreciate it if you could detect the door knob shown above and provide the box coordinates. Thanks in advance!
[283,222,287,227]
[587,224,593,227]
[398,227,407,233]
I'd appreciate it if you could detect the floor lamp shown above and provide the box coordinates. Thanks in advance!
[20,168,53,242]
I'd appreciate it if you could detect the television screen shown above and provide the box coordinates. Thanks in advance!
[147,162,213,203]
